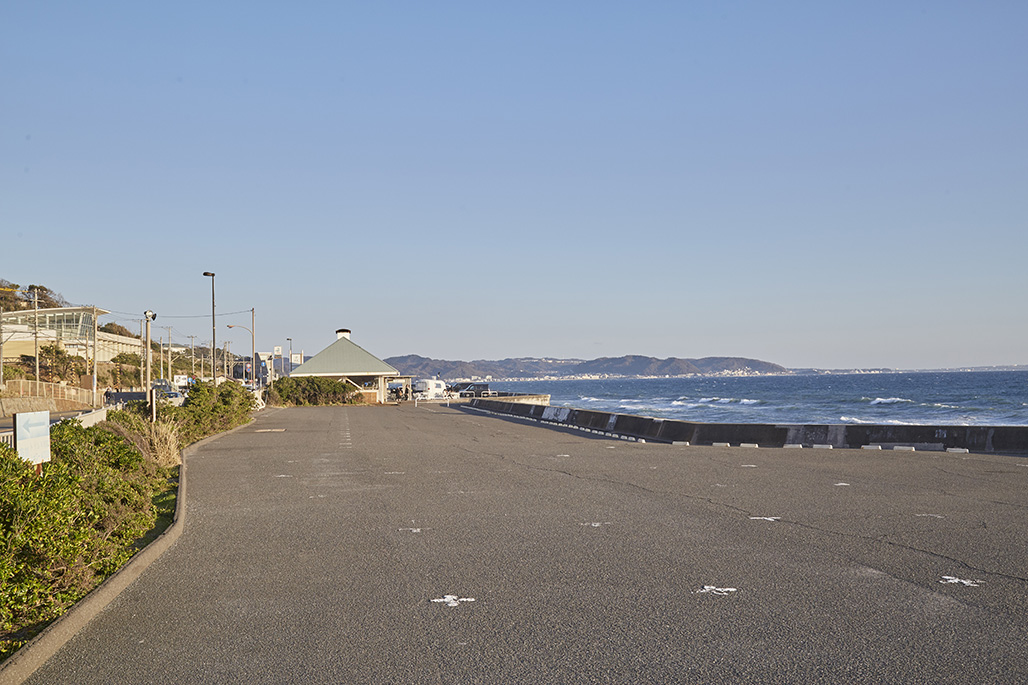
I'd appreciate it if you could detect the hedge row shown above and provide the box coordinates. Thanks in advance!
[0,422,175,660]
[0,380,256,661]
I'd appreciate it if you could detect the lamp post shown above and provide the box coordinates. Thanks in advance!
[144,310,157,422]
[287,337,293,376]
[227,323,254,387]
[203,272,216,382]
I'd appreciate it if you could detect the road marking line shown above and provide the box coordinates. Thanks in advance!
[695,586,737,596]
[431,595,475,607]
[940,576,982,587]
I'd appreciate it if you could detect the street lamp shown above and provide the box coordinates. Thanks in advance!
[286,337,293,376]
[144,310,157,421]
[203,272,216,382]
[227,324,254,387]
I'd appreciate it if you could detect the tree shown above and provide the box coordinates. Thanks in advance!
[0,280,69,310]
[38,344,83,383]
[26,285,69,309]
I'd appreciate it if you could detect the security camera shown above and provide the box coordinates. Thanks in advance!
[145,310,157,321]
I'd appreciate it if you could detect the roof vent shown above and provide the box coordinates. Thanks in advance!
[336,328,351,340]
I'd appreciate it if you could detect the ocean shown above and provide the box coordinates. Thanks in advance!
[496,370,1028,426]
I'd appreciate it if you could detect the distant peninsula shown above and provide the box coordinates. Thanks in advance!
[384,355,788,380]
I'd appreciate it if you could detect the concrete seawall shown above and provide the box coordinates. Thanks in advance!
[469,398,1028,453]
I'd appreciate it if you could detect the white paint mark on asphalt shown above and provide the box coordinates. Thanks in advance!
[835,482,850,486]
[557,454,570,458]
[384,471,405,475]
[431,595,475,607]
[916,514,945,519]
[275,474,293,478]
[749,516,780,522]
[695,586,738,596]
[940,576,983,587]
[399,527,422,533]
[606,446,616,449]
[255,428,286,432]
[581,522,612,527]
[741,464,757,468]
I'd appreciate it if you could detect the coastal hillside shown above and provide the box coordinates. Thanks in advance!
[385,354,787,379]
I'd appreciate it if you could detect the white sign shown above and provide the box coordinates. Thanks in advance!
[14,411,51,465]
[274,346,282,356]
[290,353,302,365]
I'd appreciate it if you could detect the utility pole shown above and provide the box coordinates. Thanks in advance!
[203,272,215,383]
[33,288,39,382]
[92,305,98,406]
[188,335,197,376]
[161,326,173,380]
[138,320,145,388]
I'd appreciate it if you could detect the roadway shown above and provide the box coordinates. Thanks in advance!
[21,404,1028,683]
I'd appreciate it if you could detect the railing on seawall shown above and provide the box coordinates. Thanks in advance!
[2,380,98,409]
[467,398,1028,454]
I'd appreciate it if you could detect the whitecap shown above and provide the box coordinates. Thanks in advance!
[841,416,917,425]
[870,397,914,405]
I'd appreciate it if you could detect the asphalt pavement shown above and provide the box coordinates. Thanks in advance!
[18,404,1028,684]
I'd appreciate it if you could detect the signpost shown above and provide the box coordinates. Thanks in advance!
[14,410,50,471]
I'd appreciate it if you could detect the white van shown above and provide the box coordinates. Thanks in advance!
[413,378,448,399]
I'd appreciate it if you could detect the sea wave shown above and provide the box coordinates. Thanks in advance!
[840,416,918,425]
[869,397,914,405]
[695,397,761,405]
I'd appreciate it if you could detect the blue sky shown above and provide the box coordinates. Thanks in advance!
[3,2,1026,369]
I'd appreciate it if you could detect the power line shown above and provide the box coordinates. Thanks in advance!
[101,307,255,319]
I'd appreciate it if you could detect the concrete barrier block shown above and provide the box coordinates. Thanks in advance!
[946,447,970,453]
[740,443,759,448]
[784,444,803,449]
[813,444,833,449]
[713,442,731,447]
[673,441,690,446]
[893,446,916,451]
[861,445,882,450]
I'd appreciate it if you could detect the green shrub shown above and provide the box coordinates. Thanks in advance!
[1,420,175,660]
[157,380,255,445]
[265,376,360,406]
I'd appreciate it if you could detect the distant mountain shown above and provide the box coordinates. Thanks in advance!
[384,354,787,380]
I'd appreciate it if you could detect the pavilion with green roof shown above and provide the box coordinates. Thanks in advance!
[288,329,406,403]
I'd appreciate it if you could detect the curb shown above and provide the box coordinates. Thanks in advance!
[0,424,243,685]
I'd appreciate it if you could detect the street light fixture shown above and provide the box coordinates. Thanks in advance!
[203,272,216,382]
[286,337,293,376]
[144,310,157,421]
